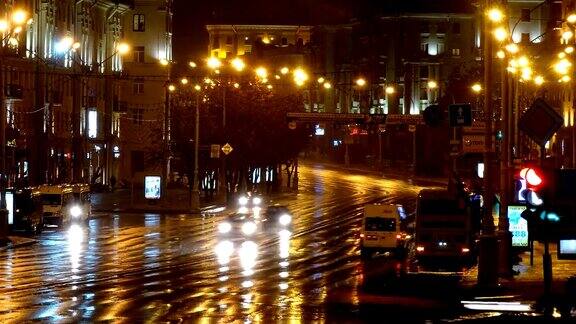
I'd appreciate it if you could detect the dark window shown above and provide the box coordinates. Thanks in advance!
[226,36,233,44]
[133,79,144,94]
[131,108,144,125]
[452,22,461,34]
[281,37,288,45]
[364,217,396,232]
[419,199,465,215]
[437,23,447,34]
[420,65,428,78]
[133,14,145,32]
[521,33,531,43]
[133,46,145,63]
[421,221,466,229]
[420,22,430,33]
[521,8,531,22]
[131,151,145,173]
[213,36,220,49]
[41,194,61,205]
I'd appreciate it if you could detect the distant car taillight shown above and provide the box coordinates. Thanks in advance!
[461,247,470,253]
[416,246,425,252]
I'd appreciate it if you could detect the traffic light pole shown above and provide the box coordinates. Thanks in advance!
[540,145,553,303]
[478,0,499,287]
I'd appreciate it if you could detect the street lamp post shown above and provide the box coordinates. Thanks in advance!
[0,9,29,231]
[190,91,201,213]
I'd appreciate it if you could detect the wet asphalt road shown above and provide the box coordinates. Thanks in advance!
[0,164,481,323]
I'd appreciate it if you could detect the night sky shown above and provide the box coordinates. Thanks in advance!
[172,0,475,63]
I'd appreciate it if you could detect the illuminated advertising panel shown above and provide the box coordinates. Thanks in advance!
[144,176,161,200]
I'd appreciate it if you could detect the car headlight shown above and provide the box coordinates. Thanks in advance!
[218,222,232,234]
[242,221,257,235]
[70,206,82,218]
[239,196,249,206]
[279,214,292,226]
[252,197,262,205]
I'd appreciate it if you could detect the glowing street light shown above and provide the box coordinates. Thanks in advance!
[168,84,176,92]
[493,27,509,42]
[562,75,571,82]
[207,57,222,70]
[12,26,22,34]
[116,42,130,55]
[566,46,575,54]
[487,8,504,23]
[385,86,395,94]
[280,67,289,75]
[505,43,519,53]
[0,20,8,32]
[427,80,438,89]
[233,82,240,89]
[180,78,189,85]
[471,83,482,93]
[554,58,572,75]
[323,82,332,89]
[317,77,325,84]
[189,61,197,68]
[517,56,530,67]
[568,13,576,24]
[355,78,366,87]
[293,68,309,84]
[194,84,202,91]
[11,10,28,25]
[534,75,545,86]
[255,67,268,79]
[563,30,574,41]
[231,57,246,72]
[521,67,533,81]
[496,50,506,59]
[159,59,169,66]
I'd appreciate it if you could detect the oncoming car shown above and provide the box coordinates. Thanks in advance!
[261,205,293,235]
[217,213,260,239]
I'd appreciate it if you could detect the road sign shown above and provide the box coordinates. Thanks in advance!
[210,144,220,158]
[221,143,233,155]
[519,98,563,146]
[449,104,472,127]
[462,135,485,153]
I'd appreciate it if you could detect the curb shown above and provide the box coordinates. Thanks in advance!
[0,236,38,252]
[92,204,226,215]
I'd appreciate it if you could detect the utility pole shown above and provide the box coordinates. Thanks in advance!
[219,85,227,203]
[477,0,499,287]
[0,43,7,214]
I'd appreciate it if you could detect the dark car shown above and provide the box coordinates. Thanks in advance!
[261,205,293,234]
[10,188,43,234]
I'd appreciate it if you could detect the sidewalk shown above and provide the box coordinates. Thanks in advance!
[461,241,576,301]
[91,188,224,214]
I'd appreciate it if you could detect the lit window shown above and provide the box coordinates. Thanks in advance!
[133,79,144,94]
[88,110,98,138]
[133,46,145,63]
[452,48,460,56]
[133,14,145,32]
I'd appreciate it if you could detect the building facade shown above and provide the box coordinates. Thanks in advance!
[1,0,172,187]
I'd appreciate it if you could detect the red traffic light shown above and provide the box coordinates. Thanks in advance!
[519,167,543,187]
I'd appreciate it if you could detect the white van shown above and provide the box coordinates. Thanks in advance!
[38,185,74,226]
[360,204,405,258]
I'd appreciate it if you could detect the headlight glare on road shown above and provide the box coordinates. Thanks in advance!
[239,196,249,206]
[70,205,82,218]
[279,214,292,226]
[218,222,232,234]
[242,221,257,235]
[215,240,234,257]
[252,197,262,205]
[238,206,249,214]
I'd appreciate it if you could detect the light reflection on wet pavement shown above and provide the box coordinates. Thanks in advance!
[0,164,447,322]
